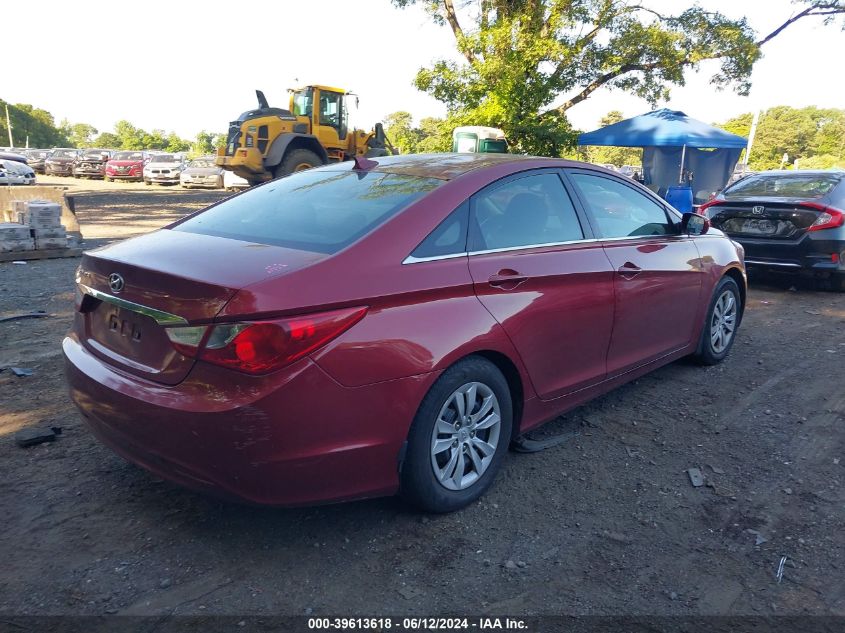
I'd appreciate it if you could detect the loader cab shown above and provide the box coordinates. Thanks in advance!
[290,85,350,155]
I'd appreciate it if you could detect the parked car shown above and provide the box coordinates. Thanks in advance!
[223,168,250,191]
[45,148,80,176]
[72,149,113,179]
[0,159,36,185]
[0,151,28,164]
[105,151,146,182]
[701,170,845,291]
[24,149,50,173]
[64,153,746,512]
[143,153,185,185]
[180,156,224,189]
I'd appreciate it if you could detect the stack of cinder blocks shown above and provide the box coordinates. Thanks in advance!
[1,200,70,252]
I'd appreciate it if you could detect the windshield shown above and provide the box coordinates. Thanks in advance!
[151,154,179,163]
[174,169,442,254]
[114,151,144,161]
[26,150,48,158]
[52,150,77,158]
[189,159,216,168]
[724,173,843,198]
[82,150,109,158]
[292,89,313,117]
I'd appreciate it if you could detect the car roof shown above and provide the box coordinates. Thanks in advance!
[366,152,580,181]
[749,169,845,177]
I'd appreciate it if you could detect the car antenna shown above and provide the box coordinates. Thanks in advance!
[353,155,378,171]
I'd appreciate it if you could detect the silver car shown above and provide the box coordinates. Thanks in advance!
[143,153,185,185]
[179,156,224,189]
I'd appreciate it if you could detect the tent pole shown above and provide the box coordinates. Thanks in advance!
[679,144,686,184]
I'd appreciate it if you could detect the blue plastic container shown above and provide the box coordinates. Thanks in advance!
[664,185,693,213]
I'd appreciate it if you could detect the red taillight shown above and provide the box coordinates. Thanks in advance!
[802,201,845,232]
[197,307,367,375]
[697,199,724,217]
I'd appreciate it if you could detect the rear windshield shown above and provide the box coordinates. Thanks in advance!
[724,173,842,198]
[114,151,144,160]
[173,169,442,254]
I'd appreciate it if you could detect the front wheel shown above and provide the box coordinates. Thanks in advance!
[693,276,742,365]
[401,356,512,513]
[275,148,322,179]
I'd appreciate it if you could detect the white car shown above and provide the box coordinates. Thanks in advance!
[143,154,186,185]
[0,160,36,185]
[223,168,250,191]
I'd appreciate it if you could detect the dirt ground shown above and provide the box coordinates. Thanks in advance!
[1,176,844,618]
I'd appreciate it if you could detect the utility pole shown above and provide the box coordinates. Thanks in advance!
[4,104,13,148]
[743,109,760,170]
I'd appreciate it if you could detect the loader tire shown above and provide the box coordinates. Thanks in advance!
[275,149,322,179]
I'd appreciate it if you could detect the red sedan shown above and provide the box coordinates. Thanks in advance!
[64,154,746,512]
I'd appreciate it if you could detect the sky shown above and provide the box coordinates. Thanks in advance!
[3,0,844,141]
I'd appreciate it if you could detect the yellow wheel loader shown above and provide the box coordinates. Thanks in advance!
[216,86,394,185]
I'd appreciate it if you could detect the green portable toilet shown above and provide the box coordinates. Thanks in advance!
[452,126,508,153]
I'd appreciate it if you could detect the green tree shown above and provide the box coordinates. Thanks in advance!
[716,106,845,170]
[165,132,191,153]
[189,131,227,156]
[0,100,70,147]
[114,120,146,149]
[382,111,451,154]
[416,116,453,152]
[67,123,99,148]
[391,0,845,155]
[93,132,121,148]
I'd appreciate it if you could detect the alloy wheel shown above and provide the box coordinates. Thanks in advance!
[710,289,737,353]
[430,382,501,491]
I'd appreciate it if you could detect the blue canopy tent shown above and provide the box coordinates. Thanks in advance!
[577,109,747,210]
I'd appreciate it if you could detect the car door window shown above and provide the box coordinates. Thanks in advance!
[470,172,584,251]
[569,172,674,238]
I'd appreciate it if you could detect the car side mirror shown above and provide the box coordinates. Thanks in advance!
[681,212,709,236]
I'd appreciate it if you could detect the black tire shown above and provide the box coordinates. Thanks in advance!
[216,176,224,189]
[692,276,742,365]
[274,148,323,179]
[144,179,151,185]
[401,356,513,513]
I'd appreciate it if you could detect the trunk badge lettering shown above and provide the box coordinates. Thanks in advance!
[751,206,765,215]
[108,273,125,293]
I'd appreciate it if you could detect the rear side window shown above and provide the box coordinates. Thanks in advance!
[410,201,468,259]
[469,172,584,251]
[569,172,673,238]
[174,169,441,254]
[724,173,842,198]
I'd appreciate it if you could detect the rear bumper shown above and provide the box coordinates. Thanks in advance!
[181,178,221,188]
[63,334,431,506]
[732,231,845,276]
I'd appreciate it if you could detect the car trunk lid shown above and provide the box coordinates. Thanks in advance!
[75,229,327,385]
[707,198,827,240]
